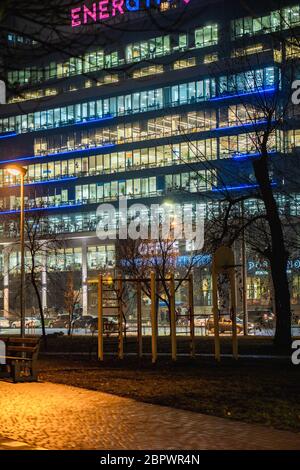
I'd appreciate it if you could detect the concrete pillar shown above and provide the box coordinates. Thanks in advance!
[3,248,9,318]
[82,239,88,316]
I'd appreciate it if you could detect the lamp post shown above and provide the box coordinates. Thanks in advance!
[241,200,248,336]
[6,165,27,337]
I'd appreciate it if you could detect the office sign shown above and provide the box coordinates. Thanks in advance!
[71,0,191,28]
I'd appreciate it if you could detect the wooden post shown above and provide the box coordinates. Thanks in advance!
[170,274,177,361]
[137,281,143,358]
[212,246,238,362]
[98,274,104,361]
[117,276,124,360]
[189,274,195,358]
[150,272,157,364]
[212,268,221,362]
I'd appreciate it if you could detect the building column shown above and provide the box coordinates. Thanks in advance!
[82,239,88,316]
[3,248,9,318]
[41,254,47,313]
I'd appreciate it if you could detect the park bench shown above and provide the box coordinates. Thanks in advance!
[0,337,40,383]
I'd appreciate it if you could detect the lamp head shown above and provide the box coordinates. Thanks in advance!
[6,164,27,177]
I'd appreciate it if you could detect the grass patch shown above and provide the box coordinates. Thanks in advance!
[34,334,294,356]
[39,354,300,432]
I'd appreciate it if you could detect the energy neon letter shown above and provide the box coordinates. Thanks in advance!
[71,7,82,27]
[112,0,125,16]
[99,0,110,19]
[83,3,97,23]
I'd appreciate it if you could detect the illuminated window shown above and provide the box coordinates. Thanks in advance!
[203,53,218,64]
[132,65,164,78]
[1,77,216,134]
[232,44,264,57]
[231,5,300,39]
[173,58,196,70]
[195,24,218,48]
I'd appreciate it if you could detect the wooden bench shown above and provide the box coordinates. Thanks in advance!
[0,337,40,383]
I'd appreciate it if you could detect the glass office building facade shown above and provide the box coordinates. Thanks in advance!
[1,0,300,316]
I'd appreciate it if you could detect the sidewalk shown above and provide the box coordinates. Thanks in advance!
[0,381,299,450]
[0,436,45,450]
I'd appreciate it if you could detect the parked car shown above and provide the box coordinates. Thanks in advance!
[48,314,70,329]
[207,315,244,334]
[11,319,20,328]
[11,317,41,329]
[194,316,208,327]
[253,312,275,331]
[248,310,274,324]
[207,315,255,334]
[72,316,95,329]
[0,318,10,328]
[26,317,41,328]
[86,317,119,335]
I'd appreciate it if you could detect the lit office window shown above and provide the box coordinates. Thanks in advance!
[231,5,300,39]
[195,24,218,48]
[1,77,216,134]
[125,36,171,63]
[173,58,196,70]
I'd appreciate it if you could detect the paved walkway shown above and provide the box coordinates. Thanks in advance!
[0,382,299,450]
[0,436,45,450]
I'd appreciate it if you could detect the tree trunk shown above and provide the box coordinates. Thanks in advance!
[67,308,73,336]
[253,152,292,351]
[30,270,47,345]
[67,317,72,336]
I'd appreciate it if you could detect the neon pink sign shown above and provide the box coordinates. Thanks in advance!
[71,0,191,28]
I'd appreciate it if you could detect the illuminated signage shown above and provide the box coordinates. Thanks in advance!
[71,0,191,28]
[248,259,300,273]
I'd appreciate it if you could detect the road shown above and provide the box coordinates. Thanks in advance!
[1,326,300,337]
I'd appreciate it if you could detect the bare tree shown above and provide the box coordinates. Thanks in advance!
[64,272,81,336]
[25,211,62,340]
[117,231,207,327]
[174,42,300,349]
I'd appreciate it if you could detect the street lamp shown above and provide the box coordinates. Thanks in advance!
[6,164,27,337]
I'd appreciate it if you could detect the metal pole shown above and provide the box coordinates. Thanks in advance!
[150,272,157,364]
[212,268,221,362]
[241,201,248,336]
[189,274,195,358]
[98,274,103,361]
[170,274,177,361]
[20,172,25,338]
[118,276,124,360]
[230,270,239,360]
[137,282,143,358]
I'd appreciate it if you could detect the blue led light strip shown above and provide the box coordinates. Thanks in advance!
[209,87,276,102]
[0,202,83,215]
[0,116,115,141]
[8,176,79,189]
[233,150,277,160]
[0,132,17,140]
[0,143,116,165]
[212,182,277,192]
